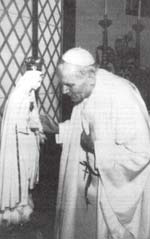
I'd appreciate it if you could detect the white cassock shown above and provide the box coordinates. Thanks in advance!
[0,71,43,225]
[55,69,150,239]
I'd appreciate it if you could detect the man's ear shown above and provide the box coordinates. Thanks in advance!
[88,72,95,85]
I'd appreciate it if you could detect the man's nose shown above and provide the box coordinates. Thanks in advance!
[62,85,69,94]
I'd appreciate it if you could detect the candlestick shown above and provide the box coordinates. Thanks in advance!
[138,0,141,20]
[97,14,112,68]
[104,0,108,16]
[132,18,144,68]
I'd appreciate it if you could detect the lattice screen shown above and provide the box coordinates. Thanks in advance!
[0,0,63,122]
[38,0,62,121]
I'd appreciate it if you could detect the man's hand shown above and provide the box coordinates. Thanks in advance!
[80,130,94,154]
[40,114,59,134]
[34,130,47,144]
[39,131,47,144]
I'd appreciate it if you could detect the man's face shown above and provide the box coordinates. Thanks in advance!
[59,64,94,103]
[62,77,90,103]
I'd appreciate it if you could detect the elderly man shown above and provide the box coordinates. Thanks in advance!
[0,57,45,226]
[49,47,150,239]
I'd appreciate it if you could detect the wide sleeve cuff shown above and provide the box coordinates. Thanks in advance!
[56,120,70,144]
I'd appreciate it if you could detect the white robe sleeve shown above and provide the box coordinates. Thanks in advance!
[56,120,71,144]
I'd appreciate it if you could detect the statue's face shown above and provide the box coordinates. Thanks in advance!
[31,70,44,90]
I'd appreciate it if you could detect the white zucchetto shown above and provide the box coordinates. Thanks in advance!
[62,47,95,66]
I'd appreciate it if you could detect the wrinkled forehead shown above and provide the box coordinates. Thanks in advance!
[58,62,82,84]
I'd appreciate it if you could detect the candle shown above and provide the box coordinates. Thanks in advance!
[138,0,141,20]
[104,0,108,16]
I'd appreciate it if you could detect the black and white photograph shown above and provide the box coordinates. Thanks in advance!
[0,0,150,239]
